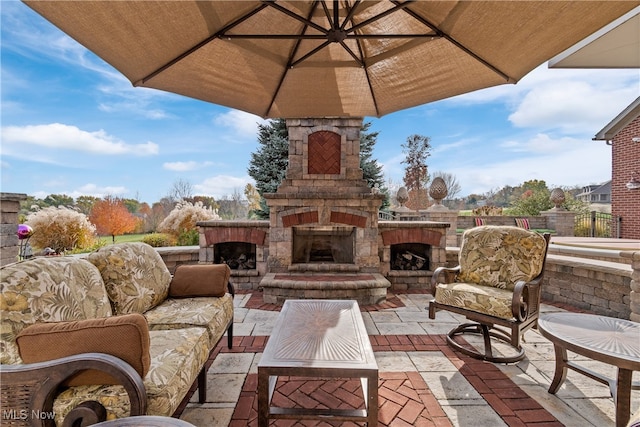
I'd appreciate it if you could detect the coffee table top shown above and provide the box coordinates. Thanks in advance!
[537,312,640,370]
[259,299,377,371]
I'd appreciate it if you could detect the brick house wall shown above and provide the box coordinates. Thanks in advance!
[611,115,640,239]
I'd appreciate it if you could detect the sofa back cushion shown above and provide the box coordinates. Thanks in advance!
[457,226,547,291]
[169,264,231,298]
[0,257,112,364]
[87,243,171,315]
[16,313,150,386]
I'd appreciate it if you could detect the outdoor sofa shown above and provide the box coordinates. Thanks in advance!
[0,242,234,426]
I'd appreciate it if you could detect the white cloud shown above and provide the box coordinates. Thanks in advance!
[70,184,129,198]
[1,124,159,156]
[451,133,611,195]
[193,175,253,199]
[213,110,269,139]
[508,80,638,134]
[163,161,214,172]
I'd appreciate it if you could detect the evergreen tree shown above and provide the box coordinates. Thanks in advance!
[359,122,389,209]
[247,119,289,218]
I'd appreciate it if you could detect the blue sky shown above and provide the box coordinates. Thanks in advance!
[2,1,639,206]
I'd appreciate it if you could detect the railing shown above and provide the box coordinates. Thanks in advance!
[574,211,621,238]
[378,211,396,220]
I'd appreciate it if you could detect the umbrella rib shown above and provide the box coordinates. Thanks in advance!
[393,1,514,82]
[343,0,380,117]
[347,0,416,34]
[262,0,328,35]
[265,1,321,117]
[340,0,362,31]
[135,3,269,85]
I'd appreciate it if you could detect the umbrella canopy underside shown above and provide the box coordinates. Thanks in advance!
[25,1,639,118]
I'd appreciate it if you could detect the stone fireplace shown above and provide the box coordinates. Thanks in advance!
[198,118,451,305]
[260,118,390,304]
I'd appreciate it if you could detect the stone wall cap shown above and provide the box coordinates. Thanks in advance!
[0,192,28,202]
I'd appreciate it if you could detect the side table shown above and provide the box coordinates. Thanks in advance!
[537,312,640,427]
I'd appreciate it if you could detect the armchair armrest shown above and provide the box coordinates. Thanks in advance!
[511,274,543,322]
[0,353,147,427]
[430,265,460,295]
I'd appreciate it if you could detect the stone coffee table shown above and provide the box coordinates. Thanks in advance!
[257,299,378,426]
[537,312,640,427]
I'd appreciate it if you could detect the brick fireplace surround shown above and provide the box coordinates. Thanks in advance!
[199,118,449,305]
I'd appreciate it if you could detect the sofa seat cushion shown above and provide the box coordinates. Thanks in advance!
[52,327,210,424]
[434,282,514,320]
[0,257,113,365]
[87,243,171,315]
[144,294,233,348]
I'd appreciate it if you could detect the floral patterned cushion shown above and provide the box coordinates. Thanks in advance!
[87,243,171,315]
[52,327,210,424]
[434,282,514,320]
[457,226,547,291]
[0,257,113,364]
[144,294,234,348]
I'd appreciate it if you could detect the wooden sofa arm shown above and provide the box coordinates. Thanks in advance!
[429,265,460,295]
[0,352,147,427]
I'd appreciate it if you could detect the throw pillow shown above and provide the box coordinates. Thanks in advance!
[169,264,231,298]
[16,313,150,386]
[87,242,171,314]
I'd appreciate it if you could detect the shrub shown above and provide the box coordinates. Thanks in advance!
[158,200,220,245]
[142,233,175,247]
[25,206,97,253]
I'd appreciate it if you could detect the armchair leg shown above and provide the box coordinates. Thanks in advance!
[447,322,525,364]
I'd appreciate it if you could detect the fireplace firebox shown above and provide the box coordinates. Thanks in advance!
[390,243,431,271]
[214,242,256,270]
[292,227,355,264]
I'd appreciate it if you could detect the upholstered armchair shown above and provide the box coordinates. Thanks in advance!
[429,226,550,363]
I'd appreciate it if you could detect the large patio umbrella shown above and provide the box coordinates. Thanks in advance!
[24,1,638,118]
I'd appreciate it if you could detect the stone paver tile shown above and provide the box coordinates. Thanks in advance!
[375,351,415,372]
[209,352,255,374]
[440,404,507,427]
[518,384,597,427]
[375,321,427,335]
[396,310,432,323]
[180,407,234,427]
[420,371,483,400]
[418,322,459,336]
[232,322,255,337]
[498,362,552,388]
[369,311,402,323]
[408,351,459,372]
[360,312,380,335]
[198,373,246,404]
[233,307,248,322]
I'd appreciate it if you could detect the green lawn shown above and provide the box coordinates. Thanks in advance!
[98,234,146,245]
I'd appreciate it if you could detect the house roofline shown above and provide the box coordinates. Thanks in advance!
[593,96,640,142]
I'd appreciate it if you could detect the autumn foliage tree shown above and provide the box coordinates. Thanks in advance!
[90,196,138,243]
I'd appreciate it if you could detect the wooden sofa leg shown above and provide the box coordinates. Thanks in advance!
[227,322,233,349]
[198,366,207,403]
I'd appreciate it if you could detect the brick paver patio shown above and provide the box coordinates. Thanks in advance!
[176,291,639,427]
